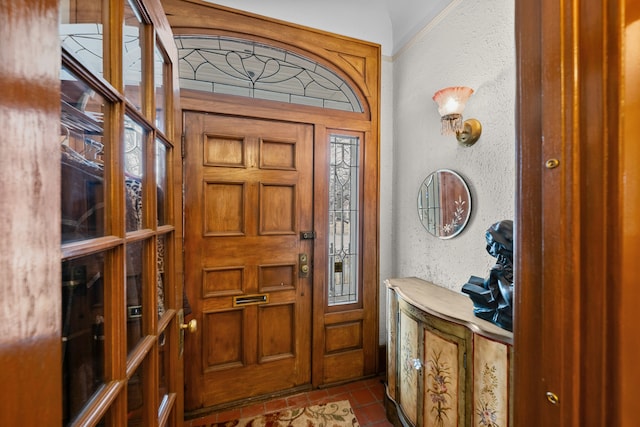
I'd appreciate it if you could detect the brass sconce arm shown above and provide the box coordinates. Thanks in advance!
[456,118,482,146]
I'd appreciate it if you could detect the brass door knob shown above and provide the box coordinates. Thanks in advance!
[180,319,197,334]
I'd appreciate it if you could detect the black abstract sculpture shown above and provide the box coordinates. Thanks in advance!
[461,220,514,331]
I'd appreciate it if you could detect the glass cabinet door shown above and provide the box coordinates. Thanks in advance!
[59,0,181,425]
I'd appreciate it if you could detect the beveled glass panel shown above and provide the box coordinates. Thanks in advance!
[156,140,168,226]
[125,115,145,232]
[157,234,167,318]
[127,364,145,425]
[328,134,360,306]
[126,241,144,354]
[59,0,104,77]
[175,35,364,113]
[60,65,107,243]
[159,337,169,405]
[154,44,167,133]
[124,0,143,111]
[62,253,105,425]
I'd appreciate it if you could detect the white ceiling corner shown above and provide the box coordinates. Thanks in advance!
[203,0,454,56]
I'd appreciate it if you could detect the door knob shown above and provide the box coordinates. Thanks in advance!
[180,319,197,334]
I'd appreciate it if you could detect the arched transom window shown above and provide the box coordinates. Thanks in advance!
[174,35,364,113]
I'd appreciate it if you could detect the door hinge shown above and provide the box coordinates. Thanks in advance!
[463,351,467,370]
[181,132,186,158]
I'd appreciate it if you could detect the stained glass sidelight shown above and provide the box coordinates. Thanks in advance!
[328,134,360,306]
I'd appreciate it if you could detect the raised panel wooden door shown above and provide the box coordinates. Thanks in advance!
[183,112,313,409]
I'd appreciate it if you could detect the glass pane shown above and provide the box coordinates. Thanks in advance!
[61,66,107,243]
[124,0,143,111]
[328,134,360,306]
[126,241,144,353]
[175,35,364,113]
[156,140,168,226]
[127,364,145,426]
[125,116,145,232]
[154,44,167,133]
[157,237,169,407]
[158,339,169,405]
[62,253,105,425]
[157,234,167,318]
[60,0,104,78]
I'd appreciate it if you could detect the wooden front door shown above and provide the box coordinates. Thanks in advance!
[183,112,313,409]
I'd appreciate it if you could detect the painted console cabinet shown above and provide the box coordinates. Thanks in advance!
[385,277,513,427]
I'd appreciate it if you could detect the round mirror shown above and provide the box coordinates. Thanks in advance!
[417,169,472,239]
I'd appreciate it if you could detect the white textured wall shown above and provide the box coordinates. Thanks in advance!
[391,0,515,295]
[379,57,394,344]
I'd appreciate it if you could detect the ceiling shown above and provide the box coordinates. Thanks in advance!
[382,0,456,52]
[204,0,455,56]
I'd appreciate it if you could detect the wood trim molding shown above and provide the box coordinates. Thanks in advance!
[515,0,622,424]
[0,0,62,425]
[161,0,380,121]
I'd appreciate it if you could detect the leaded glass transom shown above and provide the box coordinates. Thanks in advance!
[174,35,363,113]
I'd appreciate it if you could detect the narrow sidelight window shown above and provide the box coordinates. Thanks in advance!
[328,134,360,306]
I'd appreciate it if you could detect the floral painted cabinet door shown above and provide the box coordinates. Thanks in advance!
[421,319,468,427]
[399,310,420,425]
[423,328,466,427]
[473,335,510,427]
[396,297,469,427]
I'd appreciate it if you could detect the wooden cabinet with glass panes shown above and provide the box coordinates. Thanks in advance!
[60,0,184,425]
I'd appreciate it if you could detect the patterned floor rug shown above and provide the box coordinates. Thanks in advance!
[210,400,360,427]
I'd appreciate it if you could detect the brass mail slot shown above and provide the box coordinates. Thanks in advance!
[233,293,269,307]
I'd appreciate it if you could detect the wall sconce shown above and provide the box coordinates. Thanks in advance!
[432,86,482,146]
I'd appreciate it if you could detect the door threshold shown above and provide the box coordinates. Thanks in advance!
[184,383,313,420]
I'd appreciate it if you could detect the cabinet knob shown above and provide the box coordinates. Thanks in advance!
[412,358,422,370]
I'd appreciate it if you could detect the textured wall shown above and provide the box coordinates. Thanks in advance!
[391,0,515,295]
[379,57,395,344]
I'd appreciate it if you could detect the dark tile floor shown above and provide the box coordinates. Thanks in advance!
[185,376,394,427]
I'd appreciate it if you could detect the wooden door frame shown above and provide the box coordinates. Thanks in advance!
[514,0,629,424]
[0,0,61,425]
